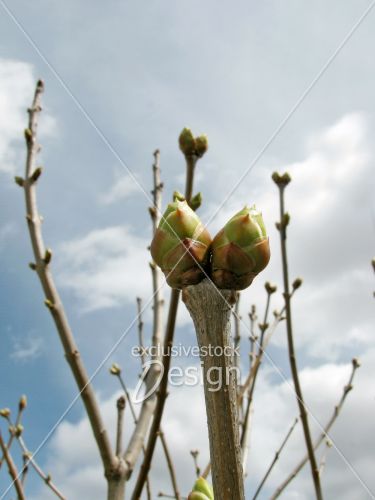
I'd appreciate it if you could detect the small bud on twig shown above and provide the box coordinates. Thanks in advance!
[43,248,52,264]
[292,277,303,290]
[110,363,121,375]
[14,176,25,187]
[265,281,277,294]
[272,171,291,188]
[29,262,37,271]
[30,167,43,183]
[44,299,54,309]
[352,357,361,369]
[24,128,33,142]
[19,395,27,411]
[190,192,202,211]
[0,408,11,418]
[15,424,24,436]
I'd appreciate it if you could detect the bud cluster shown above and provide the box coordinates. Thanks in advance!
[151,203,270,290]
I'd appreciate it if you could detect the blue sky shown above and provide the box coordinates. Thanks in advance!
[1,1,375,499]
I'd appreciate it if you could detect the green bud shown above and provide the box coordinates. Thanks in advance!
[14,176,24,187]
[173,191,185,202]
[188,477,214,500]
[30,167,43,183]
[190,192,202,211]
[150,200,211,289]
[179,128,196,156]
[272,171,291,187]
[195,135,208,158]
[44,248,52,264]
[211,205,270,290]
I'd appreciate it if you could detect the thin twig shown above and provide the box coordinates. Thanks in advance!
[116,396,126,457]
[271,358,360,498]
[190,450,201,478]
[136,297,147,367]
[6,414,66,500]
[0,431,25,500]
[20,81,115,477]
[131,153,198,500]
[123,151,164,476]
[158,430,181,499]
[274,172,322,500]
[318,440,332,477]
[252,417,299,500]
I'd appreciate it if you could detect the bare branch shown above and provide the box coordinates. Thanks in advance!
[271,358,360,498]
[190,450,201,478]
[136,297,147,366]
[131,152,199,499]
[158,430,181,500]
[273,171,322,500]
[0,431,25,500]
[21,81,116,479]
[252,417,299,500]
[116,396,126,457]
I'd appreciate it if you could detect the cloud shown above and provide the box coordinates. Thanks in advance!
[10,335,44,361]
[99,174,139,205]
[204,112,374,361]
[28,352,375,499]
[0,59,56,175]
[56,226,154,311]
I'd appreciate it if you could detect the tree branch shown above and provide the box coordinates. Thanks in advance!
[271,358,360,499]
[0,431,25,500]
[252,417,298,500]
[116,396,126,457]
[130,153,198,499]
[273,172,322,500]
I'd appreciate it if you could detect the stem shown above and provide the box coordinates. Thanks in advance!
[131,153,197,499]
[159,430,181,500]
[21,81,116,478]
[252,418,298,500]
[271,359,359,498]
[116,397,126,457]
[183,279,245,500]
[276,182,322,500]
[0,431,25,500]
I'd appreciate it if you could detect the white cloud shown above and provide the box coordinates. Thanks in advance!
[204,112,374,361]
[99,174,139,205]
[29,352,375,499]
[56,226,154,311]
[0,59,56,175]
[10,335,44,361]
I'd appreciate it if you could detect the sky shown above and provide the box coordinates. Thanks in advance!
[0,1,374,499]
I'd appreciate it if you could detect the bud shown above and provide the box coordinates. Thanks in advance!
[265,281,277,294]
[178,128,208,158]
[150,200,211,289]
[188,477,214,500]
[14,176,24,187]
[179,128,196,156]
[372,257,375,273]
[19,395,27,411]
[0,408,11,418]
[272,171,291,187]
[195,135,208,157]
[292,277,303,290]
[352,357,361,369]
[173,191,185,202]
[211,205,270,290]
[110,363,121,375]
[190,192,202,211]
[15,424,24,436]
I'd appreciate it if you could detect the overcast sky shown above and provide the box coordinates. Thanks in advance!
[1,1,374,499]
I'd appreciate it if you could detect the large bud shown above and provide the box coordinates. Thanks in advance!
[150,200,211,289]
[211,205,270,290]
[188,477,214,500]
